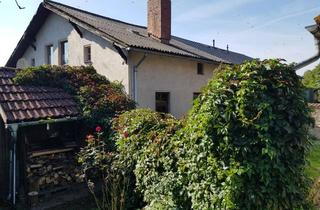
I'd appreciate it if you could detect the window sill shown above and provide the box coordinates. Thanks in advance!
[84,61,93,65]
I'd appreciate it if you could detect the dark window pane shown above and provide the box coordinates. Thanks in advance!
[84,45,92,64]
[60,41,68,65]
[197,63,204,75]
[46,45,53,65]
[31,58,35,67]
[193,92,201,100]
[156,92,170,113]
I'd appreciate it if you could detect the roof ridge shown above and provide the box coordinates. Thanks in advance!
[173,36,248,56]
[44,0,147,30]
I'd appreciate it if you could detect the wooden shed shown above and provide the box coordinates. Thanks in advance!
[0,67,84,209]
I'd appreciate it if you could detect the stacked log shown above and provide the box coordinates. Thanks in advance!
[26,150,84,193]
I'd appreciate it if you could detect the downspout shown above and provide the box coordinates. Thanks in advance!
[132,54,147,102]
[5,117,79,206]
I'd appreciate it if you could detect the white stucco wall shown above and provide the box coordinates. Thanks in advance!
[129,52,217,118]
[17,13,130,92]
[16,12,218,118]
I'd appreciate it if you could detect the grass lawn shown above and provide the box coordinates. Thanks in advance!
[306,138,320,180]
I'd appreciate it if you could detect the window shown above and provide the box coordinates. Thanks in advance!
[31,58,35,67]
[193,92,201,100]
[197,63,204,75]
[46,45,53,65]
[155,92,170,113]
[60,40,68,65]
[84,45,92,64]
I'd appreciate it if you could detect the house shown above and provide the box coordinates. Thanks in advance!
[0,67,81,207]
[295,15,320,70]
[6,0,251,118]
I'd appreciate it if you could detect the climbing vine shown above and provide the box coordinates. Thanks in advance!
[115,59,313,209]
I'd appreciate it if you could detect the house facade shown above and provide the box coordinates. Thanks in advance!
[6,0,251,118]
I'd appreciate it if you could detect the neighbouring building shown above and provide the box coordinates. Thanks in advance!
[6,0,251,118]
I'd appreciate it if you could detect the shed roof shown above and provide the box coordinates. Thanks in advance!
[6,0,252,67]
[0,67,79,124]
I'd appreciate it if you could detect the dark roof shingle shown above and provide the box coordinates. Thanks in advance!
[6,0,252,67]
[44,0,251,64]
[0,67,79,124]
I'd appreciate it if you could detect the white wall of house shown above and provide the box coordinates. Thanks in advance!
[129,52,217,118]
[17,13,130,92]
[16,13,217,118]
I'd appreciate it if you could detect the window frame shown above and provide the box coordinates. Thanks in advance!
[155,92,170,114]
[59,40,69,65]
[83,45,92,64]
[31,58,36,67]
[45,44,54,65]
[193,92,201,100]
[197,63,204,75]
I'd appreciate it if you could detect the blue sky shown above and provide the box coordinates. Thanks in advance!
[0,0,320,75]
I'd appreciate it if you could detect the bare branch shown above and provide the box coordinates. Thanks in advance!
[15,0,25,9]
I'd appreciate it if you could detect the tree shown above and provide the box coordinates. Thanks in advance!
[0,0,25,9]
[302,64,320,89]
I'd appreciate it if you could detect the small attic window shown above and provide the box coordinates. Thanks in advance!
[84,45,92,64]
[31,58,35,67]
[197,63,204,75]
[46,45,53,65]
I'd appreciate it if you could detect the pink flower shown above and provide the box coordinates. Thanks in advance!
[123,131,129,138]
[86,134,95,143]
[95,126,102,133]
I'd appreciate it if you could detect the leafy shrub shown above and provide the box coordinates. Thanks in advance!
[14,65,135,131]
[177,59,313,209]
[78,128,138,210]
[114,60,313,210]
[114,109,189,209]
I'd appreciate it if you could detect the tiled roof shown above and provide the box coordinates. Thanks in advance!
[0,67,79,124]
[6,0,252,67]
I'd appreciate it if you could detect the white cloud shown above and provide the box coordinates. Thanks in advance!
[241,6,320,33]
[174,0,260,22]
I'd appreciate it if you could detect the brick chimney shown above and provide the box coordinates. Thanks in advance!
[315,15,320,25]
[147,0,171,43]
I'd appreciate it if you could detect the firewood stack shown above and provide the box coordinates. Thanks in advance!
[26,150,84,194]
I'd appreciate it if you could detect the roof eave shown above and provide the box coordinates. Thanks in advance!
[43,1,129,48]
[5,116,80,128]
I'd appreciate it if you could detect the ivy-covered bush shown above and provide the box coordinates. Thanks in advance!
[14,65,135,130]
[113,109,189,209]
[15,60,313,210]
[114,60,313,210]
[177,59,312,210]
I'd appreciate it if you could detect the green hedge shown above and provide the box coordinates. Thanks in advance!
[115,60,313,210]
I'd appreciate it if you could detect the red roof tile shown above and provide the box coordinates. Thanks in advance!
[0,67,79,124]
